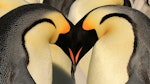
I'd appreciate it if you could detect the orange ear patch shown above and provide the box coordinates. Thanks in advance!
[60,22,70,34]
[82,19,95,31]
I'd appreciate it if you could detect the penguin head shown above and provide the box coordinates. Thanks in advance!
[45,12,71,43]
[25,12,71,45]
[55,13,98,77]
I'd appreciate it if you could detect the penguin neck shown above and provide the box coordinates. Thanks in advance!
[88,17,134,84]
[25,22,55,84]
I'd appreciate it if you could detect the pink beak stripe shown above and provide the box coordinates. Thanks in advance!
[68,48,82,64]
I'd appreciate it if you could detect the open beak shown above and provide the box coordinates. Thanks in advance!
[68,48,82,78]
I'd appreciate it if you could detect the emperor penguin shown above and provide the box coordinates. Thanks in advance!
[0,0,75,17]
[74,5,149,84]
[0,0,43,17]
[58,3,150,84]
[43,0,75,17]
[0,4,75,84]
[68,0,131,24]
[67,0,131,83]
[0,0,27,17]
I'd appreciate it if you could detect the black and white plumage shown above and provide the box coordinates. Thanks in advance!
[0,1,150,84]
[0,4,75,84]
[78,5,150,84]
[55,4,150,84]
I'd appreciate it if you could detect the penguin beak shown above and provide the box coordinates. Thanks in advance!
[68,48,82,78]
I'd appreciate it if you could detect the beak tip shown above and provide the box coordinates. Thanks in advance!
[71,72,75,79]
[71,63,76,79]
